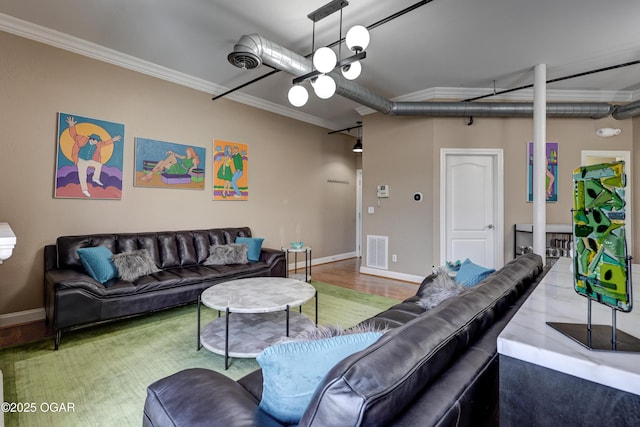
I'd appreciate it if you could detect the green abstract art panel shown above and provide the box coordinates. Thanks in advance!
[572,161,631,312]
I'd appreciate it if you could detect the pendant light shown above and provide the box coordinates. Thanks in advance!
[352,121,363,153]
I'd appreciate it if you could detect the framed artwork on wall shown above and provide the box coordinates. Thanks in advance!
[134,137,205,190]
[527,142,558,202]
[55,112,125,199]
[213,140,248,200]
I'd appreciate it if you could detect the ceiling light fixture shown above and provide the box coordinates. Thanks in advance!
[288,0,370,107]
[314,74,337,99]
[287,84,309,107]
[352,121,363,153]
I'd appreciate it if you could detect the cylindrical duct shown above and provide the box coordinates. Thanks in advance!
[333,74,395,114]
[228,34,312,76]
[612,99,640,120]
[226,34,630,121]
[391,102,611,118]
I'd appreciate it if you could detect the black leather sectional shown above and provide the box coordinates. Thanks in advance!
[143,253,545,427]
[44,227,286,349]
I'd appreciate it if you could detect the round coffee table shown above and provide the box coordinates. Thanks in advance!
[197,277,317,369]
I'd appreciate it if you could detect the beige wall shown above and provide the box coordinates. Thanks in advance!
[0,32,358,316]
[362,112,634,277]
[361,116,436,277]
[1,29,636,315]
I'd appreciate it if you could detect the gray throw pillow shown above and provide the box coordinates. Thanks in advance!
[204,244,248,265]
[416,271,464,310]
[277,321,388,344]
[112,249,160,281]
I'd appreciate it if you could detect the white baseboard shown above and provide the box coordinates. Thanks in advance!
[359,266,424,284]
[0,307,46,328]
[288,252,425,284]
[287,251,357,272]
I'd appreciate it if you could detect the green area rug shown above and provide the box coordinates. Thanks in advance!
[0,281,399,427]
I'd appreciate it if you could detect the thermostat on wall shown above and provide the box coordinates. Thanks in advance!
[377,185,390,198]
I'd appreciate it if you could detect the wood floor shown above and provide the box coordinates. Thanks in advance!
[311,257,418,300]
[0,257,418,348]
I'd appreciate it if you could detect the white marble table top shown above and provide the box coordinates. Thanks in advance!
[200,277,316,313]
[498,257,640,396]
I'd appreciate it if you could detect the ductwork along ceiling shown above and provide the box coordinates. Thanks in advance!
[228,33,640,121]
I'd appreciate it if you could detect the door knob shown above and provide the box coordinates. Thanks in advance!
[486,224,494,229]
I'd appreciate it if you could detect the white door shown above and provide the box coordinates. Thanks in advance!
[440,149,504,269]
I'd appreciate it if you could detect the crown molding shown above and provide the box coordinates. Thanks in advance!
[228,90,339,129]
[0,13,342,130]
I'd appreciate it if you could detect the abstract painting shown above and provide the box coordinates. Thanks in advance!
[527,142,558,202]
[134,138,206,190]
[213,140,248,200]
[572,161,630,312]
[55,112,125,199]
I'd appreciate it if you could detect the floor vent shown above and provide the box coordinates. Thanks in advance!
[366,235,388,270]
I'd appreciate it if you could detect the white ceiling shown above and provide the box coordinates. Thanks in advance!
[1,0,640,130]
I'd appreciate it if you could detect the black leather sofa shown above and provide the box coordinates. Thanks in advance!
[143,253,545,427]
[44,227,286,349]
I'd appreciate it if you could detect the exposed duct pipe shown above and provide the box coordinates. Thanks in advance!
[227,34,628,120]
[390,101,611,118]
[612,99,640,120]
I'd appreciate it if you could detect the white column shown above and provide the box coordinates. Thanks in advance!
[533,64,547,264]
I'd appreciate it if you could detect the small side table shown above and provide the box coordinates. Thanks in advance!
[282,246,312,282]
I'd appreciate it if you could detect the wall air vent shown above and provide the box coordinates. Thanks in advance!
[366,235,388,270]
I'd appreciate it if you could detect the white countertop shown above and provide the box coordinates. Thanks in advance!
[498,257,640,396]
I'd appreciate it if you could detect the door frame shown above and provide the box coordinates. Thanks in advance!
[356,168,363,257]
[581,150,632,255]
[439,148,504,268]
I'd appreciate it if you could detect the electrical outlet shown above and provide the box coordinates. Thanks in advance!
[392,254,397,263]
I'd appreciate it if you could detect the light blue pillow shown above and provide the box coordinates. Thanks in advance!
[257,332,382,424]
[76,246,118,284]
[454,258,495,287]
[235,237,264,262]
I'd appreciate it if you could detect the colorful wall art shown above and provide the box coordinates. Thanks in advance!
[572,161,630,312]
[213,140,248,200]
[55,113,125,199]
[527,142,558,202]
[134,138,206,190]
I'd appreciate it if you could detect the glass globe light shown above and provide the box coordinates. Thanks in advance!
[288,85,308,107]
[341,61,362,80]
[313,75,336,99]
[346,25,370,52]
[313,47,337,73]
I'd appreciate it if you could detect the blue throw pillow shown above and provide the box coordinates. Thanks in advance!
[235,237,264,262]
[454,258,495,287]
[257,332,383,424]
[76,246,118,284]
